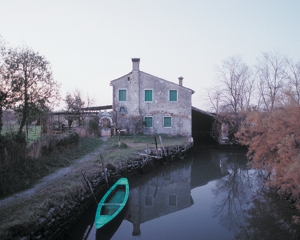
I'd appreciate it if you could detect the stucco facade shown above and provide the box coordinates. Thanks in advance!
[110,58,194,137]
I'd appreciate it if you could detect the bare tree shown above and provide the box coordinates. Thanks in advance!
[0,36,10,133]
[213,56,254,113]
[255,51,287,112]
[64,89,93,128]
[206,87,222,115]
[3,46,60,134]
[283,58,300,105]
[64,91,83,128]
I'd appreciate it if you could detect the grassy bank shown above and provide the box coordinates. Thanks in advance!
[0,135,187,239]
[0,137,103,198]
[101,134,187,162]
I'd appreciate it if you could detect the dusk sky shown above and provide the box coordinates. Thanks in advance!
[1,1,300,110]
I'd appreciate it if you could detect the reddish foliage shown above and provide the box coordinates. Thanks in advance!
[236,106,300,211]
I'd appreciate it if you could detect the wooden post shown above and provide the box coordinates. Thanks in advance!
[154,136,158,157]
[117,130,121,147]
[100,153,109,187]
[81,170,98,205]
[146,143,149,161]
[159,135,167,156]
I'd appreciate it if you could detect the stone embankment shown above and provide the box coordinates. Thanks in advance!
[22,141,193,240]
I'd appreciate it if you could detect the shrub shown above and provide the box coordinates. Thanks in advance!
[236,106,300,217]
[88,117,99,135]
[41,132,80,155]
[0,131,27,166]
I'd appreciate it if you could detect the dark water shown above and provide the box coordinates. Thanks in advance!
[68,148,300,240]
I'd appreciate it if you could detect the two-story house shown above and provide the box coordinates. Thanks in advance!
[110,58,195,137]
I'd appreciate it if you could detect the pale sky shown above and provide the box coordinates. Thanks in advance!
[1,0,300,110]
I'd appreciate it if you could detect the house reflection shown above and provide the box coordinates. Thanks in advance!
[125,161,193,236]
[124,150,233,237]
[67,149,261,240]
[190,150,229,189]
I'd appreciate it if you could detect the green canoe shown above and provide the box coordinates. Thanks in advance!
[95,178,129,230]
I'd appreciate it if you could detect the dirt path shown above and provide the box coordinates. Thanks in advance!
[0,137,109,208]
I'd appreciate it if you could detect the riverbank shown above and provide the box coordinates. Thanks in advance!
[0,135,191,240]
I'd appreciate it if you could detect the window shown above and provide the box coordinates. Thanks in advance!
[169,195,177,206]
[119,107,126,113]
[145,89,153,102]
[145,196,153,206]
[169,90,177,101]
[164,173,171,181]
[119,89,126,101]
[164,116,172,128]
[144,116,153,128]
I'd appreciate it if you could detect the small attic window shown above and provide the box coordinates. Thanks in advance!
[127,77,130,81]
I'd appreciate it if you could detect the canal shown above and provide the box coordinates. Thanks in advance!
[68,147,300,240]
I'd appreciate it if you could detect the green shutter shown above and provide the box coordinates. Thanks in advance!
[164,117,171,127]
[169,90,177,101]
[145,90,152,102]
[119,90,126,101]
[169,195,177,206]
[145,117,152,128]
[145,196,153,206]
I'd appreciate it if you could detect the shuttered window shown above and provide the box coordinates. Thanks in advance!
[145,196,153,206]
[164,117,172,127]
[169,90,177,101]
[169,195,177,206]
[144,117,153,128]
[145,90,153,102]
[119,90,126,101]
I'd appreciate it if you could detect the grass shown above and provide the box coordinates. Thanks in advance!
[0,135,186,199]
[2,124,41,142]
[0,134,187,239]
[27,125,41,142]
[0,174,89,239]
[102,135,187,162]
[0,137,105,239]
[0,137,103,199]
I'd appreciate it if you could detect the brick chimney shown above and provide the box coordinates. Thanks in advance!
[132,58,140,71]
[178,76,183,86]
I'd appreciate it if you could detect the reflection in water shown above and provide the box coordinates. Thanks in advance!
[211,150,254,231]
[68,148,300,239]
[236,189,300,240]
[210,149,300,239]
[96,204,127,240]
[126,160,193,236]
